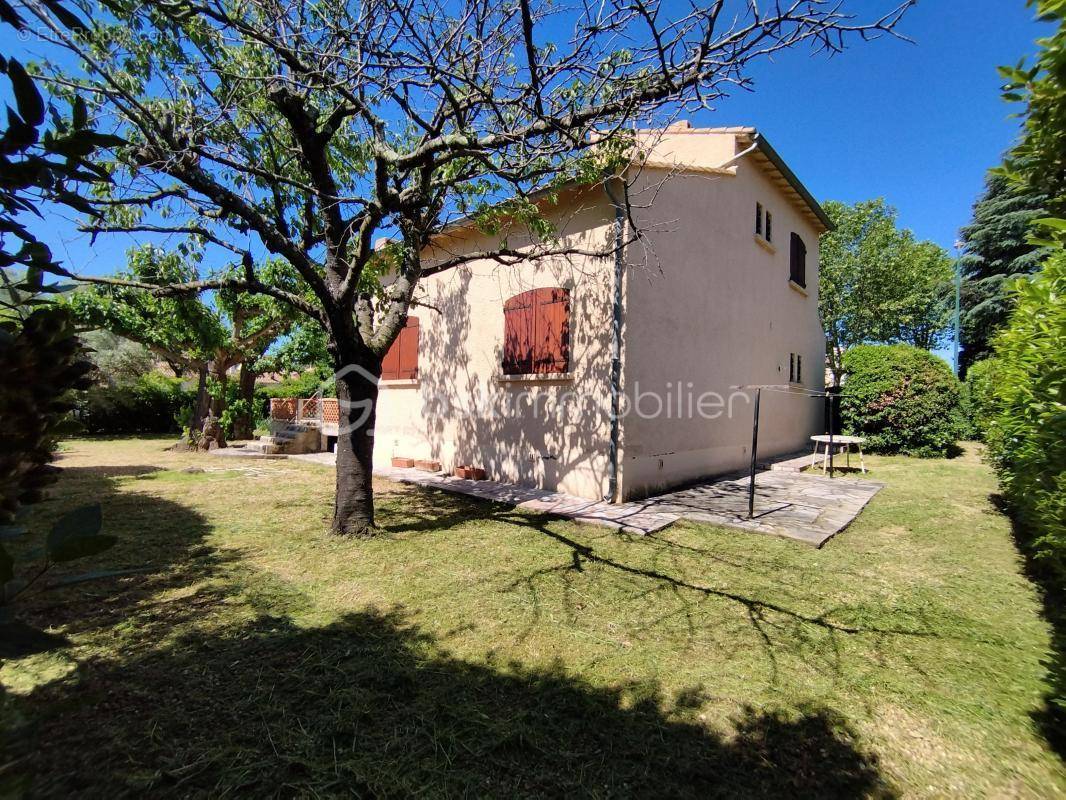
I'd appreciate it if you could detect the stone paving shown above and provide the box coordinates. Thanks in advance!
[207,444,287,460]
[288,451,882,545]
[640,471,883,546]
[374,466,680,535]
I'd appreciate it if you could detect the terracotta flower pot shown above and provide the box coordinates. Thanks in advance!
[454,465,486,481]
[392,457,415,468]
[414,459,441,472]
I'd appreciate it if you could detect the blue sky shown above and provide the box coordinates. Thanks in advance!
[704,0,1050,253]
[8,1,1050,278]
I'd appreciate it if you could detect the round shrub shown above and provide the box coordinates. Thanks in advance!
[840,344,963,457]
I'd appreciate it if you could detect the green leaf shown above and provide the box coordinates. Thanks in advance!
[37,283,78,294]
[84,132,126,149]
[1032,216,1066,231]
[46,503,102,559]
[48,132,96,158]
[49,534,116,563]
[72,95,87,130]
[0,0,26,28]
[5,59,45,127]
[38,0,88,32]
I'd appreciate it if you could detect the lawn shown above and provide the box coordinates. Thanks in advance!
[1,437,1063,797]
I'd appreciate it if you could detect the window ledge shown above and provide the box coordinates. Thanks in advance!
[380,378,419,388]
[754,234,776,254]
[495,372,574,384]
[788,280,809,297]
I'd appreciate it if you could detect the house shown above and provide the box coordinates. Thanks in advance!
[276,123,829,501]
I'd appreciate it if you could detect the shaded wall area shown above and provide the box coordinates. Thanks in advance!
[620,158,825,499]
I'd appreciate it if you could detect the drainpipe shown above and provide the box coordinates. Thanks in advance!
[604,178,626,503]
[713,132,761,171]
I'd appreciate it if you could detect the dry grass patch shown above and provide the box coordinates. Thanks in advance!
[0,437,1063,797]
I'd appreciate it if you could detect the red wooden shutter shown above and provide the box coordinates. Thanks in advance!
[381,334,401,380]
[533,287,570,374]
[503,291,535,374]
[381,317,419,380]
[398,317,419,379]
[503,288,570,375]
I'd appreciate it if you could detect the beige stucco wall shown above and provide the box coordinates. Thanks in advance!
[633,124,739,170]
[372,186,620,500]
[372,129,826,502]
[619,142,826,499]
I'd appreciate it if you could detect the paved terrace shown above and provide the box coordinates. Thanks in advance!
[282,451,883,547]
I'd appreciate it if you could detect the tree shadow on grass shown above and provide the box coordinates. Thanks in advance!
[2,464,231,654]
[991,493,1066,760]
[4,606,895,798]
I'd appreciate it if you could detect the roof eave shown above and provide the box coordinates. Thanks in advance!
[742,132,834,233]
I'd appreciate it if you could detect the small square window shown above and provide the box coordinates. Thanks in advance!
[765,211,773,243]
[797,355,803,384]
[755,203,763,236]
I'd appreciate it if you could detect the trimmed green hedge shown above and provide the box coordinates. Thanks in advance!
[840,344,963,457]
[962,357,999,440]
[985,252,1066,581]
[77,373,194,434]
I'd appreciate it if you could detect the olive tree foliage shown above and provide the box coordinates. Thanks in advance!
[819,198,953,386]
[25,0,912,534]
[65,245,296,439]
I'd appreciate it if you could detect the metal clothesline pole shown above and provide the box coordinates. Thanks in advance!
[828,392,835,479]
[733,384,834,520]
[748,388,761,519]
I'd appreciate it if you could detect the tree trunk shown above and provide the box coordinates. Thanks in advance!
[208,361,229,448]
[232,362,257,440]
[331,351,380,537]
[826,340,844,389]
[189,363,210,435]
[209,362,228,416]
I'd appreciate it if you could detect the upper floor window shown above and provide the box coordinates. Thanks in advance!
[380,316,420,380]
[754,203,763,236]
[503,287,570,375]
[789,353,803,384]
[789,232,807,288]
[765,211,773,243]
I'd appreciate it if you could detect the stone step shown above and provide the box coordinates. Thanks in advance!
[265,430,303,441]
[245,441,282,455]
